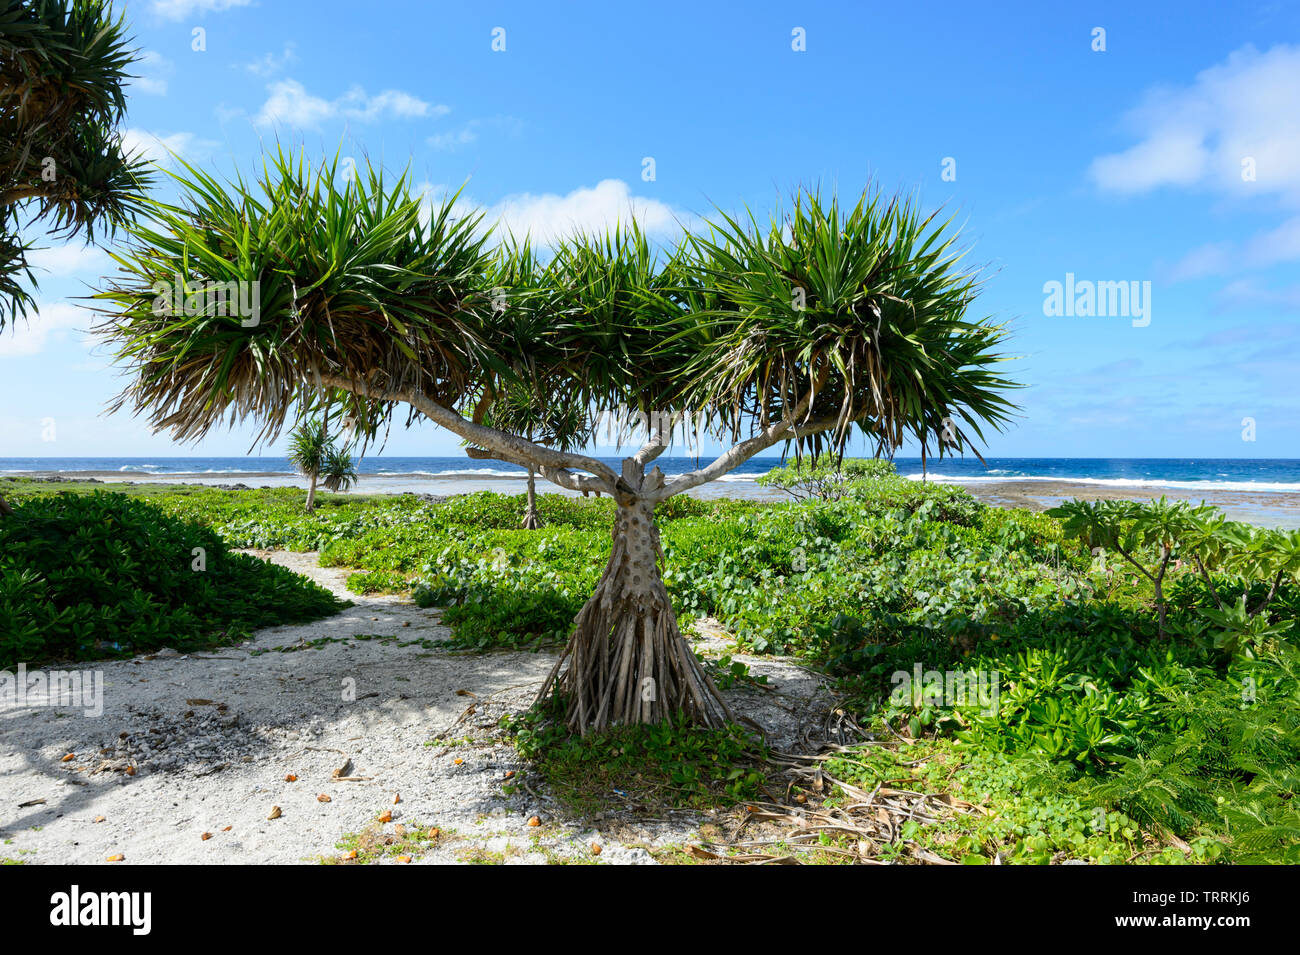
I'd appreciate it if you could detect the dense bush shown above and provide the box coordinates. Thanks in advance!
[0,492,347,666]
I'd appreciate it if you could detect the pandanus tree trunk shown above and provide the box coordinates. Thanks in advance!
[537,457,731,735]
[305,470,318,511]
[522,468,540,529]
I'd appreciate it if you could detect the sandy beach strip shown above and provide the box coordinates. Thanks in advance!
[953,479,1300,529]
[6,470,1299,527]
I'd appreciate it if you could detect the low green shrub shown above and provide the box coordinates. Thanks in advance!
[0,492,346,666]
[757,455,898,500]
[503,703,766,811]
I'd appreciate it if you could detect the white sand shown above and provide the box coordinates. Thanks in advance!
[0,551,829,865]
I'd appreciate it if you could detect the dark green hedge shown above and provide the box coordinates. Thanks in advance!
[0,491,347,666]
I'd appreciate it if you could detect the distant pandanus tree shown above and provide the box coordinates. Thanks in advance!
[93,152,1018,734]
[288,411,360,510]
[320,444,359,494]
[287,417,329,511]
[473,382,593,528]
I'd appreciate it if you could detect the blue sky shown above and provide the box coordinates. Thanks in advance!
[4,0,1299,461]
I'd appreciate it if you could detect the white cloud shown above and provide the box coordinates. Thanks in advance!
[1089,44,1300,202]
[0,303,89,358]
[130,50,173,96]
[27,244,111,279]
[255,80,332,128]
[481,179,689,245]
[254,80,446,128]
[119,128,216,167]
[352,89,439,122]
[241,43,298,78]
[147,0,253,20]
[1090,130,1209,194]
[1094,45,1300,285]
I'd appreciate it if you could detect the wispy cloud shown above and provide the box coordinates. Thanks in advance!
[428,116,523,152]
[119,128,218,167]
[1167,214,1300,281]
[254,79,447,128]
[240,43,298,78]
[0,303,89,358]
[1212,279,1300,312]
[429,126,480,151]
[129,50,173,95]
[27,244,111,279]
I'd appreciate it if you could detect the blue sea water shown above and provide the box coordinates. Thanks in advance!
[2,456,1300,493]
[895,457,1300,494]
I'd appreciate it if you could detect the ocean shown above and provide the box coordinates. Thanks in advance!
[2,456,1299,493]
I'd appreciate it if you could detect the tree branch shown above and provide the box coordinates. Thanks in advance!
[538,464,610,494]
[1113,546,1158,585]
[1193,555,1223,610]
[319,373,619,492]
[1,185,46,207]
[633,429,670,467]
[470,381,495,425]
[465,444,609,494]
[1250,569,1286,617]
[649,409,843,502]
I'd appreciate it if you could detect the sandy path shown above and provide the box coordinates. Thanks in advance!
[0,551,829,865]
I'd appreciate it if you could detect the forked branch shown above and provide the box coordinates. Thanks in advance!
[651,412,843,501]
[318,373,618,493]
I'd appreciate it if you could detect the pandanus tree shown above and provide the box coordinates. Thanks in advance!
[93,152,1018,734]
[0,0,151,515]
[287,417,330,510]
[320,444,359,494]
